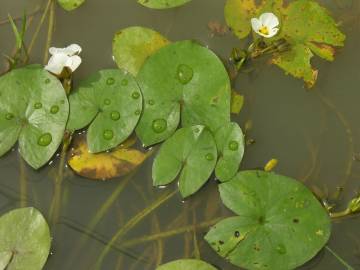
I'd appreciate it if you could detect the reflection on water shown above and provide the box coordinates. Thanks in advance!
[0,0,360,269]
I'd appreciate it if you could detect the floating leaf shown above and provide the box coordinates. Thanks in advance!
[68,135,148,180]
[0,65,69,169]
[230,90,244,115]
[138,0,192,9]
[0,207,51,270]
[67,69,142,153]
[156,259,217,270]
[215,122,244,182]
[112,26,169,76]
[136,40,231,146]
[224,0,345,86]
[152,125,217,198]
[205,170,331,270]
[57,0,86,11]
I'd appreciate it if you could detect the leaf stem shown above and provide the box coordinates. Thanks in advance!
[19,156,27,207]
[325,245,354,270]
[43,0,55,64]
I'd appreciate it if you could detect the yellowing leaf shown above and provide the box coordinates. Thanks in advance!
[231,90,244,115]
[68,135,148,180]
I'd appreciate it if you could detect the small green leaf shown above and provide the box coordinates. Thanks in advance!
[215,122,244,182]
[67,69,142,153]
[230,90,244,115]
[138,0,192,9]
[153,125,217,198]
[57,0,85,11]
[0,207,51,270]
[205,170,331,270]
[0,65,69,169]
[156,259,217,270]
[8,14,22,50]
[136,40,231,146]
[112,26,169,76]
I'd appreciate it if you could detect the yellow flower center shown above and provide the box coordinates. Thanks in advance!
[259,26,269,35]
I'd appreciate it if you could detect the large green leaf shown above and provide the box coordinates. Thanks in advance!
[138,0,192,9]
[215,122,244,182]
[67,69,143,153]
[0,65,69,169]
[112,26,169,76]
[57,0,86,11]
[156,259,217,270]
[205,170,331,270]
[152,125,217,198]
[224,0,345,87]
[136,40,231,146]
[0,207,51,270]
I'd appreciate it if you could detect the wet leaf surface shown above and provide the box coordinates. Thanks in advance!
[112,26,169,76]
[0,207,51,270]
[225,0,345,86]
[0,65,69,169]
[138,0,192,9]
[152,125,217,198]
[136,40,231,146]
[215,122,244,182]
[68,135,148,180]
[205,170,331,270]
[67,69,142,153]
[57,0,86,11]
[156,259,217,270]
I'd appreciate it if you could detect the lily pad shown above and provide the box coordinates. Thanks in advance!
[0,207,51,270]
[215,122,244,182]
[156,259,217,270]
[152,125,217,198]
[67,69,142,153]
[57,0,86,11]
[0,65,69,169]
[138,0,192,9]
[136,40,231,146]
[205,170,331,270]
[224,0,345,87]
[112,26,169,76]
[68,134,148,180]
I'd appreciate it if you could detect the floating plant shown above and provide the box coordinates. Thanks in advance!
[67,69,143,153]
[0,65,69,169]
[156,259,217,270]
[205,170,331,269]
[137,0,192,9]
[57,0,86,11]
[0,207,51,270]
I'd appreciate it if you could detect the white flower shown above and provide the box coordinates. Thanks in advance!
[45,44,82,75]
[251,13,279,38]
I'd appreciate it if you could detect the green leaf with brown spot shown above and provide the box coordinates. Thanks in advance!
[112,26,169,76]
[57,0,86,11]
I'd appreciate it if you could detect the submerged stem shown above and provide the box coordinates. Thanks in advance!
[19,156,27,207]
[43,0,55,64]
[325,245,354,270]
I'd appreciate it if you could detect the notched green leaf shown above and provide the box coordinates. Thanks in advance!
[156,259,217,270]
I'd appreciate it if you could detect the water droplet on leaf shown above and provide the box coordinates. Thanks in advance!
[110,111,120,120]
[276,244,286,254]
[103,130,114,140]
[121,79,128,86]
[50,105,59,114]
[152,119,167,133]
[34,102,42,109]
[106,77,115,85]
[134,109,141,115]
[177,64,193,84]
[228,140,239,151]
[45,78,51,84]
[132,92,140,99]
[5,113,14,120]
[147,99,155,105]
[104,99,111,105]
[38,133,52,146]
[205,153,214,161]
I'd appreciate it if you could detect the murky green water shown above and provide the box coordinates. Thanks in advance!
[0,0,360,269]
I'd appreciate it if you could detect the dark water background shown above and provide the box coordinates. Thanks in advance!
[0,0,360,269]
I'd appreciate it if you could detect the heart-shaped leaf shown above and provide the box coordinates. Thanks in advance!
[138,0,192,9]
[68,134,148,180]
[156,259,217,270]
[205,170,331,270]
[112,26,169,76]
[152,125,217,198]
[0,65,69,169]
[136,40,231,146]
[57,0,86,11]
[67,69,143,153]
[0,207,51,270]
[215,122,244,182]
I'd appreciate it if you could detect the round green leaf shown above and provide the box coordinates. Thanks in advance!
[0,207,51,270]
[57,0,86,11]
[215,122,244,182]
[153,125,217,198]
[136,40,231,146]
[67,69,142,153]
[156,259,217,270]
[0,65,69,169]
[138,0,192,9]
[112,26,169,76]
[205,170,331,270]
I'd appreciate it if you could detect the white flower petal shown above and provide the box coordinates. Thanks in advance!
[44,53,69,75]
[259,12,279,29]
[251,18,262,32]
[64,44,82,56]
[49,47,65,56]
[268,27,279,38]
[65,55,82,72]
